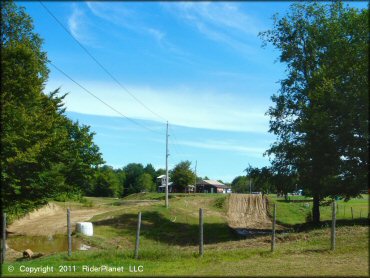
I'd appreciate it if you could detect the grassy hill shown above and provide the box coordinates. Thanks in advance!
[3,193,368,276]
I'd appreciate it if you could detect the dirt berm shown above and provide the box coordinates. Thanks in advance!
[227,194,273,230]
[7,202,124,236]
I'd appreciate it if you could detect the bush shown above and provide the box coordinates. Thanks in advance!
[53,192,82,202]
[213,196,227,209]
[79,197,93,207]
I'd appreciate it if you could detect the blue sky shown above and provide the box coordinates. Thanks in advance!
[20,1,367,183]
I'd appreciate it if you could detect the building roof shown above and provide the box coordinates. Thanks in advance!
[197,179,227,188]
[157,175,167,179]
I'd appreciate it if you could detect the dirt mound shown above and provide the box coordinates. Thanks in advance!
[227,194,272,230]
[7,200,157,236]
[16,203,63,222]
[8,203,116,236]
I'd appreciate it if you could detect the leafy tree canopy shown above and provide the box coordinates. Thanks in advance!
[231,176,250,193]
[170,161,195,192]
[1,2,103,218]
[260,2,368,223]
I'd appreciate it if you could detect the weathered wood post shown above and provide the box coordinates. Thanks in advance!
[271,204,276,252]
[331,201,336,251]
[199,208,204,257]
[67,209,71,256]
[134,212,142,259]
[344,206,346,217]
[1,213,6,263]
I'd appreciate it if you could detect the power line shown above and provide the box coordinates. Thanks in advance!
[49,61,164,135]
[39,1,167,123]
[167,125,181,156]
[169,124,188,156]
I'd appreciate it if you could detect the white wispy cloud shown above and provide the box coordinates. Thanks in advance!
[68,4,97,46]
[91,124,163,133]
[46,80,270,133]
[84,2,192,61]
[176,139,266,157]
[146,28,165,43]
[173,2,260,35]
[162,2,263,55]
[85,2,165,44]
[85,2,135,30]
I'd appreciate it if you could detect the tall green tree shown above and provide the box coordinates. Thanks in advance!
[260,2,368,223]
[2,1,54,213]
[231,176,250,193]
[115,168,126,196]
[138,173,155,192]
[144,163,156,182]
[123,163,145,195]
[92,166,121,197]
[59,118,103,196]
[155,168,166,178]
[1,2,103,216]
[245,166,274,194]
[170,161,195,192]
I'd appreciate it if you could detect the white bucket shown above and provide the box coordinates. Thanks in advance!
[76,222,93,236]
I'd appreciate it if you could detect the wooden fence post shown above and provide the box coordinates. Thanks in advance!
[199,208,204,257]
[271,204,276,252]
[331,201,336,251]
[67,209,71,256]
[344,206,346,217]
[134,212,142,259]
[1,213,6,263]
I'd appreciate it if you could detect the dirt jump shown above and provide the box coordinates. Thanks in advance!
[227,194,276,233]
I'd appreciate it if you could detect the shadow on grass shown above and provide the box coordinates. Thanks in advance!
[93,211,240,246]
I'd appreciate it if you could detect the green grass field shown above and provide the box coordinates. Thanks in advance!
[270,194,369,225]
[2,193,368,276]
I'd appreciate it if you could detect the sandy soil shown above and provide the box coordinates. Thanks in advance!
[227,194,273,230]
[7,201,154,236]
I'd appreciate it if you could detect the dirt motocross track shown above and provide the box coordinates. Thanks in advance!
[7,201,155,236]
[227,194,273,230]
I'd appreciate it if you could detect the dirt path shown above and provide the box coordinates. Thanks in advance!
[7,201,155,236]
[227,194,273,230]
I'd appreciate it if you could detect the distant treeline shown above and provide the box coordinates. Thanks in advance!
[86,164,165,198]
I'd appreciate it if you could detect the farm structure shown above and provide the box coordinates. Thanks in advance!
[156,176,229,194]
[156,175,173,193]
[196,179,231,194]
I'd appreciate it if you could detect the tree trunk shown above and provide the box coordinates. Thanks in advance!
[312,194,320,224]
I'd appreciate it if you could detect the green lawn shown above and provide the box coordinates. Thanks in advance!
[2,193,368,276]
[269,194,369,225]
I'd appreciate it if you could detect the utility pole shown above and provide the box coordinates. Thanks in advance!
[194,160,197,193]
[165,121,169,208]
